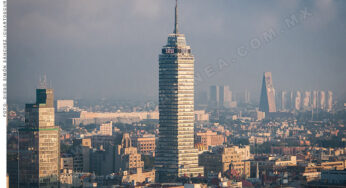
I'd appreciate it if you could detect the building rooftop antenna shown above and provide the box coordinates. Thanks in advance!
[39,73,48,89]
[173,0,179,34]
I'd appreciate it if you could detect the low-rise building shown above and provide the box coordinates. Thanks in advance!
[194,110,210,121]
[72,138,91,172]
[114,133,155,184]
[134,135,156,156]
[195,130,226,149]
[199,145,251,178]
[57,100,74,112]
[321,170,346,185]
[61,154,74,170]
[115,133,144,173]
[99,121,112,136]
[60,170,91,188]
[121,168,155,185]
[321,161,346,171]
[273,155,297,167]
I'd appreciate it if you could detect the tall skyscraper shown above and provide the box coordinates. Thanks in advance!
[156,0,203,182]
[222,86,233,107]
[303,91,311,109]
[218,85,232,108]
[281,91,287,111]
[208,85,232,108]
[312,90,318,109]
[219,86,225,107]
[259,72,276,113]
[19,85,60,187]
[294,91,302,111]
[289,90,295,110]
[319,91,326,110]
[327,91,333,112]
[244,89,251,104]
[209,85,219,108]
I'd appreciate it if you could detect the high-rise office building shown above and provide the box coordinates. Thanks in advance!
[209,85,219,108]
[294,91,302,111]
[219,85,232,108]
[244,90,251,104]
[259,72,276,113]
[209,85,233,108]
[289,90,295,110]
[327,91,333,112]
[312,90,318,109]
[19,86,60,187]
[7,135,19,188]
[219,86,225,107]
[319,91,326,110]
[156,0,203,182]
[303,91,311,109]
[281,91,287,111]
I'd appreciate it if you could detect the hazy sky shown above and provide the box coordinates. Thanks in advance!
[8,0,346,102]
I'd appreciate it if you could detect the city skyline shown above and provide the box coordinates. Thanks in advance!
[5,1,346,187]
[8,0,346,102]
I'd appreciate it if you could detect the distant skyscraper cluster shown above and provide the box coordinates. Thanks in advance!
[208,85,235,108]
[277,90,333,112]
[258,72,333,113]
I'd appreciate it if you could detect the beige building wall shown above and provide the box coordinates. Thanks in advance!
[136,136,156,155]
[99,121,112,136]
[57,100,74,111]
[196,131,225,149]
[199,146,251,178]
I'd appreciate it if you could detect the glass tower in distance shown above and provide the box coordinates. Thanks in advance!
[155,0,204,182]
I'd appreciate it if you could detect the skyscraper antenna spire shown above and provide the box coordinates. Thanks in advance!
[174,0,178,34]
[39,73,48,89]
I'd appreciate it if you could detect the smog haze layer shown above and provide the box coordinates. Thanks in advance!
[8,0,346,102]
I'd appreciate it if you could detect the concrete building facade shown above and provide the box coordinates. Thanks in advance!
[99,121,113,136]
[135,135,156,156]
[199,146,251,178]
[195,131,226,149]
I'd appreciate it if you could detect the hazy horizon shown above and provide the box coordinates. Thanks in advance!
[8,0,346,102]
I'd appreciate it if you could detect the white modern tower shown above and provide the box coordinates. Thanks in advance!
[155,0,203,182]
